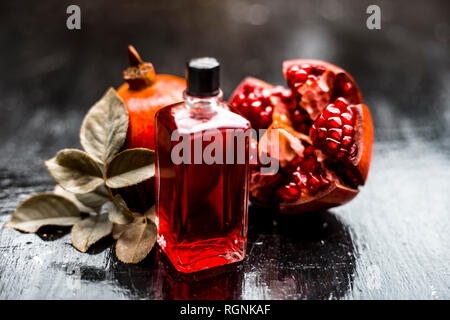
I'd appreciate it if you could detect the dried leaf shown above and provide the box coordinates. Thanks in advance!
[71,214,113,253]
[75,184,109,212]
[144,205,156,224]
[53,185,96,213]
[106,148,155,189]
[109,195,134,225]
[5,193,81,233]
[115,218,157,264]
[45,149,104,194]
[80,88,129,164]
[112,223,130,240]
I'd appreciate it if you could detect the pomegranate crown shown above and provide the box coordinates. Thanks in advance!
[123,45,156,90]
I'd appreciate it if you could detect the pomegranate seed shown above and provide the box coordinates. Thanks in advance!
[326,138,340,153]
[317,115,327,127]
[292,108,312,133]
[342,124,353,136]
[343,81,352,93]
[301,156,316,172]
[242,84,252,94]
[342,136,352,148]
[292,171,301,184]
[294,69,308,83]
[237,93,246,103]
[281,91,291,102]
[251,100,262,108]
[328,128,342,141]
[317,128,327,140]
[291,169,307,187]
[313,65,326,76]
[259,112,271,127]
[334,97,349,110]
[287,182,299,194]
[341,113,353,125]
[299,174,308,186]
[323,105,341,118]
[262,89,271,99]
[301,64,312,74]
[305,79,315,87]
[328,117,342,128]
[292,109,303,122]
[309,124,316,137]
[346,105,354,115]
[287,66,300,83]
[288,65,300,74]
[308,175,321,192]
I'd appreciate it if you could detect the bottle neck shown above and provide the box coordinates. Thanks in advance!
[184,90,223,109]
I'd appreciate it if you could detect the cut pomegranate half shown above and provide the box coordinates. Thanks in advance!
[229,59,373,214]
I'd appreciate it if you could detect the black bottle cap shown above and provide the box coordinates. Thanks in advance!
[186,57,220,97]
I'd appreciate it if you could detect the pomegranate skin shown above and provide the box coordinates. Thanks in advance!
[352,104,373,184]
[117,74,185,150]
[230,60,374,214]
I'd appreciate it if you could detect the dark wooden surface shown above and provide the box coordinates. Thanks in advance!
[0,0,449,299]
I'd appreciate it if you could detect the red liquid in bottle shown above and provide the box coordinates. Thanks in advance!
[155,94,251,273]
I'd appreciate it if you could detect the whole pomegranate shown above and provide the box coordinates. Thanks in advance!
[230,59,373,214]
[116,46,185,212]
[117,45,186,150]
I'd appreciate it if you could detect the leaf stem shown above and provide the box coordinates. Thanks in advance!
[103,161,115,202]
[104,159,138,220]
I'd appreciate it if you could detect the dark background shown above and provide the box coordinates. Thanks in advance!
[0,0,449,299]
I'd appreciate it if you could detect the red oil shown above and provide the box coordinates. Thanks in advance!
[155,99,251,273]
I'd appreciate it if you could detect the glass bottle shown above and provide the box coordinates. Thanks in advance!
[155,57,251,273]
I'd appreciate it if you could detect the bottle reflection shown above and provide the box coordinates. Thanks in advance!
[110,205,355,300]
[157,249,244,300]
